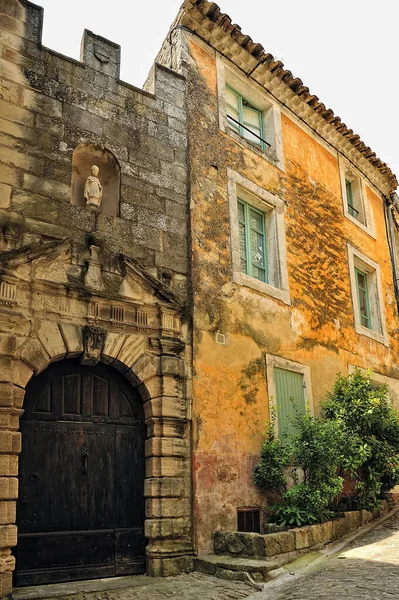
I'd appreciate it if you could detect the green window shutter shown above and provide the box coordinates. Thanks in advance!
[226,86,240,132]
[237,200,248,274]
[237,198,267,283]
[355,268,371,329]
[249,207,266,281]
[225,85,265,150]
[346,179,359,219]
[274,368,306,438]
[242,103,262,146]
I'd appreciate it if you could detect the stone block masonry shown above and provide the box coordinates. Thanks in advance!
[212,502,397,563]
[0,0,193,595]
[0,26,188,273]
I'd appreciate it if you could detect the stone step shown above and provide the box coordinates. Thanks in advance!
[194,554,281,586]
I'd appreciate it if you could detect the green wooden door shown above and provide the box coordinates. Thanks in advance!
[274,368,306,438]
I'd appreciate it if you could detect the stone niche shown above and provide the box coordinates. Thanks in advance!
[71,144,120,216]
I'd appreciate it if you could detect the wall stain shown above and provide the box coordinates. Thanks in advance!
[238,358,264,405]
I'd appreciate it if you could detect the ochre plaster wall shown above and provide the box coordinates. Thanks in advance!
[185,37,399,554]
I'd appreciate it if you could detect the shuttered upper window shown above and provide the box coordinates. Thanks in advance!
[344,173,366,225]
[227,170,290,304]
[226,86,266,150]
[237,199,267,283]
[347,244,387,346]
[355,268,371,329]
[339,158,374,235]
[345,180,356,218]
[274,367,306,438]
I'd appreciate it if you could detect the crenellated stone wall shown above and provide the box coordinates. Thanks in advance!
[0,0,193,595]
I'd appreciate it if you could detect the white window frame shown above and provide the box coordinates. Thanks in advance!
[339,157,375,238]
[266,354,313,437]
[347,244,388,346]
[216,55,285,171]
[227,169,290,304]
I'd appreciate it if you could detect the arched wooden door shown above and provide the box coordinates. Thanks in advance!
[16,360,146,587]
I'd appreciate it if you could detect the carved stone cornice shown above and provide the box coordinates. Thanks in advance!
[123,257,182,308]
[0,239,70,268]
[149,336,185,356]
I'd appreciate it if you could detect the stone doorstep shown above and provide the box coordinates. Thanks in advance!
[12,575,150,600]
[194,554,279,583]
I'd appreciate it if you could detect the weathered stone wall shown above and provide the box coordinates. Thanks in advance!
[0,0,193,595]
[0,11,188,283]
[170,32,399,554]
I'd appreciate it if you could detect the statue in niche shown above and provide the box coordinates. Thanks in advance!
[84,165,103,208]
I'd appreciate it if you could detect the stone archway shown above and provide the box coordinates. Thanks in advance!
[0,320,193,597]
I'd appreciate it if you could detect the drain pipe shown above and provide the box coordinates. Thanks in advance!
[385,192,399,312]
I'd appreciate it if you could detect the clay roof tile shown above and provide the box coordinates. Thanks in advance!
[180,0,397,189]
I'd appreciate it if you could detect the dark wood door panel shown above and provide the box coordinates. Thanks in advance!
[115,528,146,575]
[16,528,116,586]
[18,422,115,533]
[23,359,144,425]
[16,564,115,587]
[16,360,146,586]
[115,426,145,529]
[16,529,115,571]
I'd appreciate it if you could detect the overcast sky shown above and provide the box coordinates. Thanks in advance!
[37,0,398,189]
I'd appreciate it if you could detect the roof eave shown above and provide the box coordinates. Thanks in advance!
[177,0,398,193]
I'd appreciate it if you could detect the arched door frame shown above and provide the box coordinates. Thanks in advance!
[17,359,147,586]
[0,321,193,596]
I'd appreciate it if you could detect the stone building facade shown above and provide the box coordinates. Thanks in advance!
[155,0,399,555]
[1,0,399,596]
[0,0,193,595]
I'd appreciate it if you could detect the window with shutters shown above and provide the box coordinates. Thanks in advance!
[347,244,387,346]
[216,56,285,170]
[344,171,365,224]
[355,268,371,329]
[227,169,290,304]
[339,158,375,236]
[266,355,313,439]
[226,86,266,150]
[274,368,306,438]
[237,199,267,283]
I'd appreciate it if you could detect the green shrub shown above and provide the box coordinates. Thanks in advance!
[272,482,340,527]
[253,416,291,495]
[267,414,344,526]
[254,369,399,526]
[291,414,344,487]
[323,369,399,508]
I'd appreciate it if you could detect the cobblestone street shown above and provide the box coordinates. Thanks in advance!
[250,510,399,600]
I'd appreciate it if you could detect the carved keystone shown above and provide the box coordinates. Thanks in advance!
[81,325,105,366]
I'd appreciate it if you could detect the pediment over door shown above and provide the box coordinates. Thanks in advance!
[120,258,182,309]
[0,239,72,284]
[0,242,184,339]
